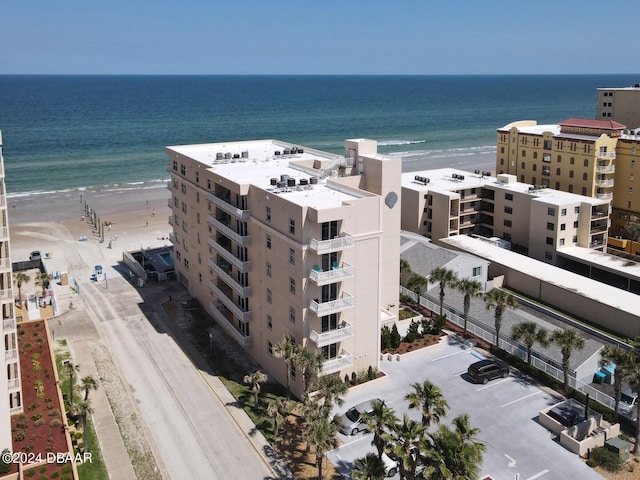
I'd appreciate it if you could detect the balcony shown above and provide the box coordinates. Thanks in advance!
[208,215,251,246]
[5,348,17,361]
[208,237,251,272]
[596,179,614,187]
[596,192,613,200]
[310,322,354,348]
[209,302,252,347]
[322,350,354,374]
[597,151,616,160]
[596,165,615,174]
[0,257,11,271]
[309,292,354,316]
[3,319,15,332]
[309,262,353,286]
[591,209,608,218]
[209,282,251,322]
[208,192,250,221]
[0,227,8,240]
[169,232,177,244]
[310,234,353,254]
[7,377,20,391]
[168,216,175,226]
[167,199,174,208]
[0,289,13,302]
[209,259,252,297]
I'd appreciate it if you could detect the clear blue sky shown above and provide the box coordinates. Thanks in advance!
[2,0,637,75]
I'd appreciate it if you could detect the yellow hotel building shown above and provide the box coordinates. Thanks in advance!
[497,118,640,246]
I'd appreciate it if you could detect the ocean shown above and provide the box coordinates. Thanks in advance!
[0,74,637,197]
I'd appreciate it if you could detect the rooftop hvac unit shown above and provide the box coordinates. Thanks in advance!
[274,151,281,156]
[270,178,278,186]
[241,151,249,159]
[299,178,309,186]
[287,178,296,187]
[224,152,232,159]
[310,176,319,185]
[216,152,224,160]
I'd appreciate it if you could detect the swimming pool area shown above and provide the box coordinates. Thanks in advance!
[159,251,174,266]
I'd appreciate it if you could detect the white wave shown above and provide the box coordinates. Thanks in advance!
[378,139,428,147]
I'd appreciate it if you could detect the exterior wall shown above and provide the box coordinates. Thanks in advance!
[400,187,424,235]
[611,136,640,236]
[597,88,640,129]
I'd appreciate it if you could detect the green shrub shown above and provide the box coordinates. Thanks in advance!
[49,419,62,428]
[49,408,61,417]
[30,413,42,422]
[34,418,45,427]
[589,446,622,472]
[403,320,420,343]
[431,315,446,334]
[381,325,391,350]
[351,372,357,385]
[367,365,374,380]
[14,429,26,441]
[344,374,350,384]
[390,324,402,349]
[0,449,11,474]
[28,402,39,411]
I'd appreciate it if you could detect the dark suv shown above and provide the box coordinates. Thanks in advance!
[467,359,509,384]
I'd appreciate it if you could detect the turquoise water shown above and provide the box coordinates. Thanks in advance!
[0,74,637,196]
[159,252,173,266]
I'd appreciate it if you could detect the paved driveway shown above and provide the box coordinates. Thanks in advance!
[327,337,604,480]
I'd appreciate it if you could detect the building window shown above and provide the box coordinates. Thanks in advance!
[267,315,272,330]
[560,224,566,231]
[556,168,561,175]
[542,154,551,163]
[568,184,574,193]
[520,175,525,182]
[546,237,553,245]
[181,184,187,194]
[547,207,555,216]
[533,152,538,159]
[505,193,513,201]
[289,278,295,294]
[569,170,574,178]
[570,157,575,164]
[574,206,580,214]
[172,160,178,171]
[583,172,588,181]
[196,212,200,224]
[542,166,550,176]
[268,341,273,356]
[207,179,211,190]
[572,235,578,243]
[543,140,552,150]
[584,159,589,167]
[545,251,553,260]
[504,206,513,214]
[289,218,296,234]
[532,164,537,172]
[266,261,272,277]
[196,192,200,203]
[184,259,189,269]
[289,248,295,265]
[289,306,296,323]
[547,222,554,231]
[472,266,482,276]
[557,155,562,163]
[582,187,587,195]
[266,288,272,304]
[195,171,199,183]
[266,234,271,249]
[561,208,567,216]
[555,182,560,189]
[521,150,526,157]
[504,219,512,227]
[198,273,202,283]
[266,206,271,222]
[180,164,186,175]
[630,187,634,195]
[559,238,565,246]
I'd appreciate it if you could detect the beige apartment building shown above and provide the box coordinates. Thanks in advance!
[166,139,401,398]
[496,118,640,241]
[596,84,640,129]
[401,168,610,266]
[0,132,22,448]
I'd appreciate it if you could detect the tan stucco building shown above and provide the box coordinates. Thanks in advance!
[166,139,401,398]
[596,85,640,129]
[496,118,640,241]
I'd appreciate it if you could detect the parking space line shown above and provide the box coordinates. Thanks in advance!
[454,370,467,376]
[501,390,542,408]
[432,349,476,362]
[526,469,549,479]
[476,378,510,391]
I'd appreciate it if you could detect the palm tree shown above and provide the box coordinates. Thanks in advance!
[267,397,289,436]
[305,413,340,480]
[386,414,425,480]
[483,288,518,347]
[74,400,94,435]
[427,414,486,480]
[623,221,640,241]
[352,453,387,480]
[314,374,348,416]
[405,379,449,427]
[407,273,428,304]
[628,362,640,455]
[274,337,298,399]
[601,346,637,421]
[429,267,458,317]
[243,370,268,408]
[456,278,483,338]
[80,375,98,401]
[35,272,52,297]
[13,272,30,304]
[511,321,549,364]
[361,399,397,459]
[400,258,411,275]
[550,328,586,391]
[295,348,325,395]
[63,362,80,407]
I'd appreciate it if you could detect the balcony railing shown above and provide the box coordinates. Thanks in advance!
[596,165,615,174]
[209,260,252,297]
[208,237,251,272]
[208,193,250,221]
[596,192,613,200]
[322,350,354,374]
[169,233,177,244]
[3,319,15,331]
[208,215,251,246]
[7,377,19,390]
[0,227,8,239]
[310,234,353,254]
[0,257,11,270]
[597,152,616,160]
[596,179,614,187]
[0,289,13,301]
[309,292,354,316]
[310,322,354,347]
[5,348,17,361]
[209,302,252,347]
[209,282,251,322]
[309,262,353,286]
[167,199,174,208]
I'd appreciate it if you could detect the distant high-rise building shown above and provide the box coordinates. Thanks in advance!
[166,139,401,398]
[0,132,22,448]
[596,85,640,130]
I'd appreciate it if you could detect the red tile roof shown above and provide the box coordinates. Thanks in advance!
[559,118,626,130]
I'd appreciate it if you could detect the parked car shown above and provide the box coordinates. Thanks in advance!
[352,452,397,478]
[339,398,381,435]
[467,359,510,384]
[619,387,638,426]
[29,250,41,261]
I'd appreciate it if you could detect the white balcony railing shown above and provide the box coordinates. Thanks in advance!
[209,282,251,322]
[0,227,8,239]
[3,319,15,331]
[322,350,354,374]
[310,322,354,347]
[5,348,17,361]
[7,378,19,390]
[597,152,616,160]
[309,262,353,286]
[310,234,353,254]
[596,192,613,200]
[209,260,252,297]
[309,292,354,316]
[0,289,12,301]
[596,179,614,187]
[208,237,251,272]
[0,257,11,270]
[209,302,252,347]
[596,165,615,174]
[208,215,251,246]
[207,193,250,221]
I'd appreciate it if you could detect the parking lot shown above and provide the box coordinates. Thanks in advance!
[326,336,604,480]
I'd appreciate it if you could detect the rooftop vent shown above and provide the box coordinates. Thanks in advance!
[414,175,430,185]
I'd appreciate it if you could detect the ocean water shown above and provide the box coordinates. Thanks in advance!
[0,74,637,197]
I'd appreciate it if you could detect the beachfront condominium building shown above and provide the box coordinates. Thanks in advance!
[166,139,401,398]
[596,84,640,129]
[0,132,22,449]
[496,119,640,243]
[400,168,610,266]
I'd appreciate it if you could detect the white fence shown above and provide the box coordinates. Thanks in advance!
[399,286,615,411]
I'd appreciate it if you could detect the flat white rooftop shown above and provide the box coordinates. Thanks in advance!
[402,168,607,206]
[557,246,640,282]
[442,235,640,317]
